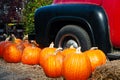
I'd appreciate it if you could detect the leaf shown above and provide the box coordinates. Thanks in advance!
[23,0,52,34]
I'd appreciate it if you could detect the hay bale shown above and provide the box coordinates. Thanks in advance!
[90,60,120,80]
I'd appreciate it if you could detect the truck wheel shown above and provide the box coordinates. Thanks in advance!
[55,25,91,51]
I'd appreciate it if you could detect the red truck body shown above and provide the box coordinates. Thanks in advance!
[53,0,120,48]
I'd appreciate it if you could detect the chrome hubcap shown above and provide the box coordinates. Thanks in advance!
[66,39,78,48]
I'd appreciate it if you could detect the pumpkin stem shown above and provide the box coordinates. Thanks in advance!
[11,34,16,42]
[11,34,16,39]
[5,35,10,41]
[54,47,63,55]
[90,47,98,50]
[76,47,82,54]
[56,47,63,50]
[49,42,54,48]
[23,34,28,41]
[30,40,37,47]
[69,45,75,49]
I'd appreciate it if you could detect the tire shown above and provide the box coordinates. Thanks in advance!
[55,25,91,51]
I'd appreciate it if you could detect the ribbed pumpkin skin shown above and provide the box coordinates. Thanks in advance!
[84,48,107,72]
[61,47,76,57]
[43,53,63,78]
[3,43,23,63]
[0,41,10,57]
[22,46,41,65]
[62,53,92,80]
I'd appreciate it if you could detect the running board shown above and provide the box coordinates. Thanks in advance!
[107,53,120,60]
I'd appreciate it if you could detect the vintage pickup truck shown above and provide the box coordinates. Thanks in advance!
[31,0,120,60]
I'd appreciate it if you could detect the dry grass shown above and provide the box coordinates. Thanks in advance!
[90,60,120,80]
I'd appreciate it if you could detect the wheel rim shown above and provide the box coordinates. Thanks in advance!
[58,34,80,48]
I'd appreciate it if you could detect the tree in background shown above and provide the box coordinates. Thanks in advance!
[22,0,52,34]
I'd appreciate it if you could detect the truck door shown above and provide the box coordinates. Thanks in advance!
[102,0,120,48]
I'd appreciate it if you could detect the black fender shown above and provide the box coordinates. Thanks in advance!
[34,4,112,53]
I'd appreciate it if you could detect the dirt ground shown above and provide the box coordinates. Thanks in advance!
[0,58,63,80]
[0,58,120,80]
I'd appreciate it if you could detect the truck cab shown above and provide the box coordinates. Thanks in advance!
[33,0,120,60]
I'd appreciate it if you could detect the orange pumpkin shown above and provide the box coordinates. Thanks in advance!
[0,36,11,57]
[84,47,107,72]
[62,47,92,80]
[42,52,63,78]
[0,41,11,57]
[3,42,23,63]
[21,46,41,65]
[39,42,57,67]
[61,45,76,57]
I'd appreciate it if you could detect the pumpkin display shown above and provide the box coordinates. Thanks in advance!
[21,45,41,65]
[3,42,23,63]
[62,47,92,80]
[39,42,57,67]
[0,34,107,80]
[42,51,63,78]
[84,47,107,72]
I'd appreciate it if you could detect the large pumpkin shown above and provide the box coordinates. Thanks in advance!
[21,45,41,65]
[3,42,23,63]
[84,47,107,72]
[42,52,63,78]
[62,47,92,80]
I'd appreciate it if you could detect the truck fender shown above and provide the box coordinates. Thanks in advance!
[34,4,112,53]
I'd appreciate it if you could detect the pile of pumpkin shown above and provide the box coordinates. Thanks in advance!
[0,34,107,80]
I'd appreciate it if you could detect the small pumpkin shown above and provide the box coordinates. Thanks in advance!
[39,42,57,67]
[62,47,92,80]
[42,49,63,78]
[21,45,41,65]
[3,42,23,63]
[0,36,11,57]
[84,47,107,72]
[61,45,76,57]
